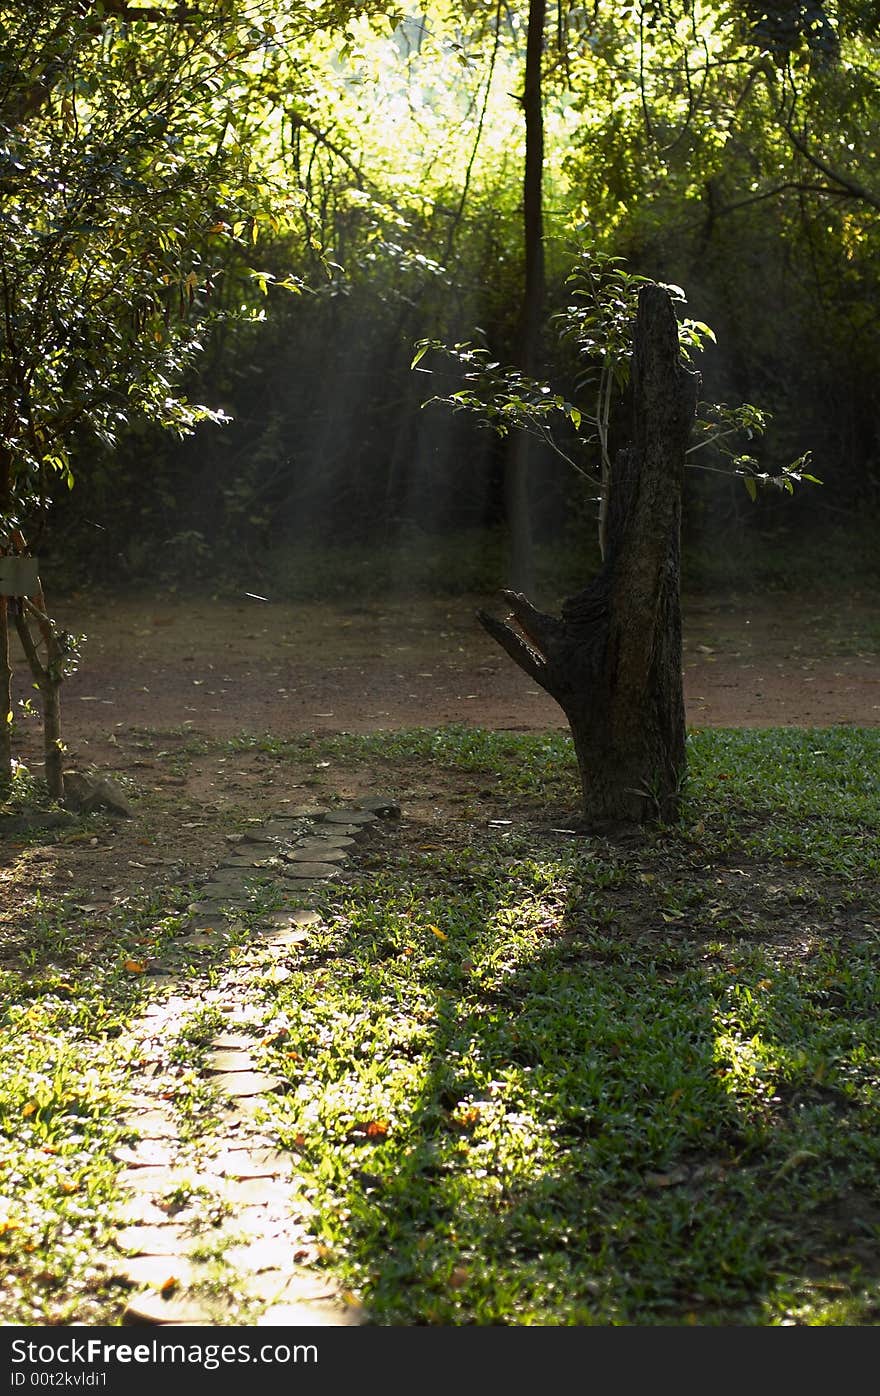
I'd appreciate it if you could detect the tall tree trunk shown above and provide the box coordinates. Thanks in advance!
[0,596,12,797]
[480,283,699,828]
[0,446,13,795]
[504,0,546,594]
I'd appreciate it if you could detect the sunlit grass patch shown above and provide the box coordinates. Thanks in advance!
[227,722,880,1324]
[1,723,878,1323]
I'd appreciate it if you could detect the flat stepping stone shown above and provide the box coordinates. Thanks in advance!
[258,820,304,837]
[297,834,356,848]
[199,889,252,905]
[206,1049,257,1073]
[353,796,402,816]
[225,1208,314,1240]
[211,1147,298,1180]
[257,1297,366,1326]
[321,810,377,825]
[205,870,260,887]
[260,909,322,929]
[218,1178,294,1207]
[122,1290,235,1326]
[255,927,311,947]
[113,1142,179,1169]
[244,1269,342,1304]
[276,908,322,925]
[113,1225,194,1256]
[286,845,348,863]
[115,1166,196,1196]
[277,862,341,879]
[210,1032,261,1051]
[107,1253,203,1288]
[309,823,362,837]
[174,931,232,949]
[113,1199,182,1227]
[223,1239,312,1273]
[141,995,189,1019]
[122,1110,178,1140]
[210,1070,285,1098]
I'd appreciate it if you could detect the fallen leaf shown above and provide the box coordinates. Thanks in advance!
[452,1107,481,1129]
[429,926,448,941]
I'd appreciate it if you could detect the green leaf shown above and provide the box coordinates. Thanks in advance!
[690,320,717,343]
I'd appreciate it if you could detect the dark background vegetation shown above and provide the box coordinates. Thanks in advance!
[18,1,880,600]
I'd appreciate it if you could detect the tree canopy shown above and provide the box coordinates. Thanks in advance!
[0,0,876,576]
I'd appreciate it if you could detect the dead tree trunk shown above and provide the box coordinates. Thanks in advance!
[479,283,699,828]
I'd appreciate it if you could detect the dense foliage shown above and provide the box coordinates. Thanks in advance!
[2,1,878,585]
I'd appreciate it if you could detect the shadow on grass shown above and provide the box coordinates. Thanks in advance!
[260,796,880,1326]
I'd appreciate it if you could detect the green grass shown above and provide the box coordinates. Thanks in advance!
[1,725,879,1324]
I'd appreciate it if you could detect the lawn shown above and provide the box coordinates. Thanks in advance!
[1,725,879,1325]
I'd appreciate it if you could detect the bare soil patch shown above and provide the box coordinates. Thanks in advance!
[2,585,878,959]
[13,585,880,760]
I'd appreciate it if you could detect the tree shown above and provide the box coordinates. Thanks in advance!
[0,0,389,799]
[481,282,699,827]
[504,0,546,594]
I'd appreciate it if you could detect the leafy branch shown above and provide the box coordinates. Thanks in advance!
[413,246,821,557]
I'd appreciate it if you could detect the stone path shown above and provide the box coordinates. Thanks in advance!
[103,796,400,1327]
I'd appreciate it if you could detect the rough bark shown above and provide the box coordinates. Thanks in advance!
[504,0,546,594]
[0,444,12,794]
[13,594,66,802]
[479,283,700,828]
[0,597,12,796]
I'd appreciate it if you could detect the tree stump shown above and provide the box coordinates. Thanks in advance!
[479,283,700,828]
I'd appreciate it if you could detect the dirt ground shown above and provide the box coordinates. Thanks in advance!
[10,585,880,771]
[1,580,878,967]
